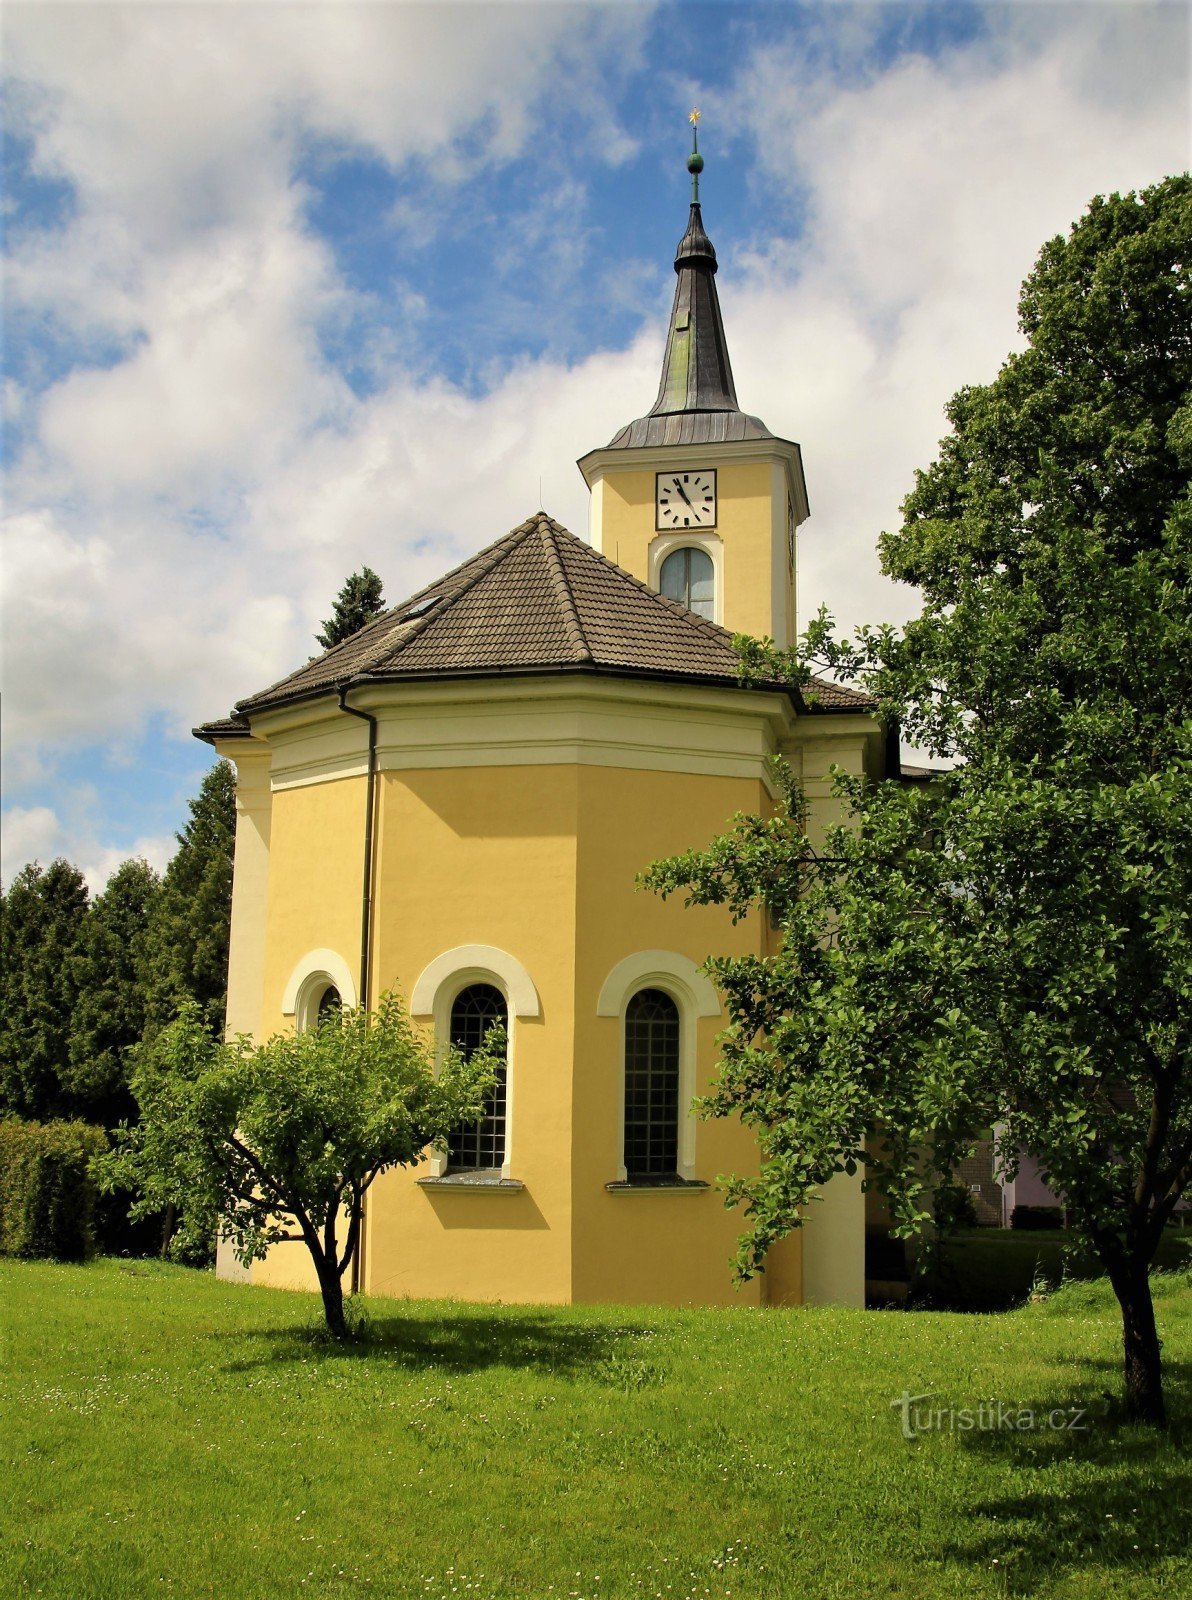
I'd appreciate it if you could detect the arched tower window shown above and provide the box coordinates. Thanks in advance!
[659,546,715,620]
[447,983,508,1172]
[316,985,342,1023]
[623,988,680,1179]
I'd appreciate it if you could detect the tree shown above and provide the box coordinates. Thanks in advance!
[96,995,502,1338]
[316,566,385,651]
[66,858,161,1127]
[0,860,89,1120]
[645,177,1191,1425]
[142,761,236,1040]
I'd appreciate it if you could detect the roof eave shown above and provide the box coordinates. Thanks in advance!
[234,660,822,722]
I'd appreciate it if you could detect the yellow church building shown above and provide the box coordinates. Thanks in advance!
[199,151,889,1311]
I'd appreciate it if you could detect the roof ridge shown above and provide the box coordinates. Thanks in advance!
[354,516,544,679]
[537,515,592,665]
[232,519,544,711]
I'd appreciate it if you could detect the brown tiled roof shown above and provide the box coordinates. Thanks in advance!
[198,513,876,728]
[802,677,877,712]
[193,714,251,745]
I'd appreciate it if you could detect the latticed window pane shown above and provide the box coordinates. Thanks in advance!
[447,983,508,1171]
[659,547,715,620]
[623,987,680,1178]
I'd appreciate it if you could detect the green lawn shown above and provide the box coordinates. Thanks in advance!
[2,1261,1189,1600]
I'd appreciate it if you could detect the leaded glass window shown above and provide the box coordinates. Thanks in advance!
[659,547,715,620]
[447,983,508,1172]
[624,988,680,1179]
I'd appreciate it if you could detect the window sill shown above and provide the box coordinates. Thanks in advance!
[604,1178,710,1193]
[418,1173,525,1192]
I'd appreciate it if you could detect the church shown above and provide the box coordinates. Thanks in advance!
[199,134,892,1310]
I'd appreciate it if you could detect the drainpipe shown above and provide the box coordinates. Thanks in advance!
[336,683,378,1296]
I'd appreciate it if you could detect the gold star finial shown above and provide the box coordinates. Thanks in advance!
[689,107,701,125]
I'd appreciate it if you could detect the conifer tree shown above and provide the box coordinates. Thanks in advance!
[316,566,385,650]
[142,761,236,1040]
[0,859,90,1120]
[66,857,161,1125]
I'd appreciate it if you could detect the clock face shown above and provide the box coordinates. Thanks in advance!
[656,469,716,530]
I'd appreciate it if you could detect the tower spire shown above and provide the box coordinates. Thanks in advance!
[649,112,739,418]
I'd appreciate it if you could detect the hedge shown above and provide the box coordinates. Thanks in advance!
[0,1119,108,1261]
[1011,1204,1066,1231]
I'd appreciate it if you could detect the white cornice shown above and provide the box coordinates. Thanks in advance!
[246,675,801,796]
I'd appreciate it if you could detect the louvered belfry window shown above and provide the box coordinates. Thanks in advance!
[624,988,681,1179]
[447,983,508,1172]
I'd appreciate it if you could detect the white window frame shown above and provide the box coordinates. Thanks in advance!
[649,532,723,626]
[281,948,358,1034]
[410,945,540,1180]
[596,951,720,1183]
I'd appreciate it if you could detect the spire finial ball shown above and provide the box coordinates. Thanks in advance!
[687,151,704,175]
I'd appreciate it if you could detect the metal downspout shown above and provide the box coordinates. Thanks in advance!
[336,683,378,1296]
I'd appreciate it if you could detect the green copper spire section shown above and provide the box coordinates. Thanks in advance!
[649,116,738,418]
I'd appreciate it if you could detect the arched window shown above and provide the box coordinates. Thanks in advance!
[659,546,715,620]
[447,983,508,1172]
[624,988,680,1179]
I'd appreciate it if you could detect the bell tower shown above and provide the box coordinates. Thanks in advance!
[578,113,809,647]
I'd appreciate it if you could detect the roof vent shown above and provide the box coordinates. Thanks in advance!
[398,594,442,623]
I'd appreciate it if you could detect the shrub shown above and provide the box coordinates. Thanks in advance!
[0,1119,108,1260]
[1010,1204,1065,1231]
[933,1182,979,1230]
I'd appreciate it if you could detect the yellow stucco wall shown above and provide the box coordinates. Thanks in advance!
[594,462,791,644]
[242,746,818,1308]
[569,763,770,1307]
[364,764,579,1304]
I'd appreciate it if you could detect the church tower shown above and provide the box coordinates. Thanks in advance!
[579,113,809,647]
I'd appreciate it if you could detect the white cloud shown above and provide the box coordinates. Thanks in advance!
[722,0,1189,636]
[1,0,1187,879]
[1,801,173,893]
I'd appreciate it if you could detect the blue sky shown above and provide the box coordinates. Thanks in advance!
[2,1,1188,888]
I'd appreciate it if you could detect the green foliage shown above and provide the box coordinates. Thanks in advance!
[645,178,1191,1422]
[933,1182,979,1231]
[0,860,90,1120]
[142,761,235,1040]
[316,565,386,650]
[0,1119,108,1260]
[95,994,501,1335]
[66,858,161,1125]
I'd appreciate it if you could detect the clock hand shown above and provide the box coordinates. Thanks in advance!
[673,478,694,508]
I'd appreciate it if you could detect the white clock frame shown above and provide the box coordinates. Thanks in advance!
[655,468,717,532]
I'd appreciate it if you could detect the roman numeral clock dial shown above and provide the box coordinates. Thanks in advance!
[656,469,716,530]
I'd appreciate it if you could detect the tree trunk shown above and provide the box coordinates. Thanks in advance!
[1108,1257,1166,1427]
[159,1203,176,1260]
[315,1254,348,1340]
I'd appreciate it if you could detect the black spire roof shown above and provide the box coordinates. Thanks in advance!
[600,123,776,453]
[648,202,739,417]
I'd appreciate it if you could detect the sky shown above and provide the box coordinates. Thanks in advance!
[2,0,1188,891]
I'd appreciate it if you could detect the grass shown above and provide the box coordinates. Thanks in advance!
[2,1261,1190,1600]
